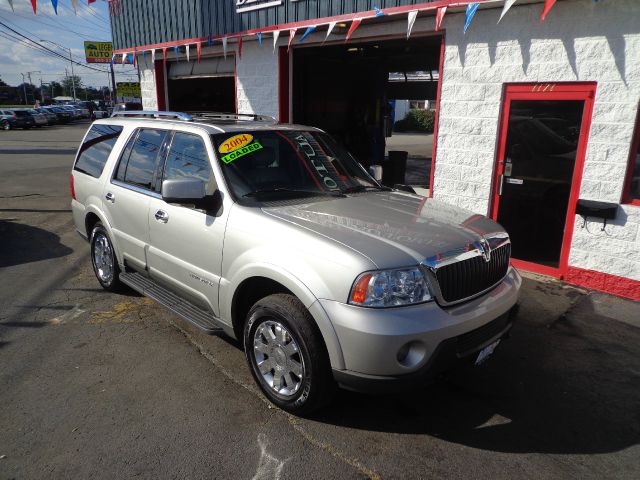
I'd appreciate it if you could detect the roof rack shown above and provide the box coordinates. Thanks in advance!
[111,111,193,121]
[189,112,277,123]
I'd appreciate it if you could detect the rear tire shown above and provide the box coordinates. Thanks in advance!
[1,120,9,131]
[244,294,336,415]
[90,222,122,292]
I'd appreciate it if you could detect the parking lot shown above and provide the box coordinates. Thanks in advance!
[1,124,639,479]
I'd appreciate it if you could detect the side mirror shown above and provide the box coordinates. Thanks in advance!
[369,164,383,182]
[162,178,221,212]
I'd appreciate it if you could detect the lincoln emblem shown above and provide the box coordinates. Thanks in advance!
[479,239,491,263]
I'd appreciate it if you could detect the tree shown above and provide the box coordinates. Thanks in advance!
[50,81,63,98]
[0,77,8,87]
[61,75,83,97]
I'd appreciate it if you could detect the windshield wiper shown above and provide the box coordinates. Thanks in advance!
[243,188,345,198]
[341,185,391,194]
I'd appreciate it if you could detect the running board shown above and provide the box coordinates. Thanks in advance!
[120,271,224,334]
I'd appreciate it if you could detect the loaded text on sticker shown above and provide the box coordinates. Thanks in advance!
[219,134,254,154]
[221,141,263,164]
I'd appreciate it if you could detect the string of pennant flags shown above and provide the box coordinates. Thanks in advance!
[5,0,100,15]
[6,0,600,64]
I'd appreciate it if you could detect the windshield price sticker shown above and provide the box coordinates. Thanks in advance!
[219,134,254,154]
[221,141,263,164]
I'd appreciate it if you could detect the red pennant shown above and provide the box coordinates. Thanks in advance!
[196,42,201,63]
[287,28,296,52]
[345,18,362,44]
[540,0,557,22]
[435,7,447,32]
[30,0,36,13]
[162,47,167,70]
[238,36,243,59]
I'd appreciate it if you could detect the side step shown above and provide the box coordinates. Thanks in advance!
[120,271,224,334]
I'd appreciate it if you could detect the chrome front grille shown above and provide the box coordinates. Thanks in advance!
[434,243,511,304]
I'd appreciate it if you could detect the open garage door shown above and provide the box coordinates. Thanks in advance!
[167,56,236,112]
[292,36,442,190]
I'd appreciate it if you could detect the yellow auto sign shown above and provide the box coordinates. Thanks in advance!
[116,82,141,98]
[219,134,254,154]
[84,41,113,64]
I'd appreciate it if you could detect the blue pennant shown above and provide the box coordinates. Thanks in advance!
[374,6,385,17]
[51,0,58,15]
[127,53,134,64]
[257,32,262,47]
[173,45,180,60]
[464,3,479,34]
[299,26,316,43]
[207,36,213,46]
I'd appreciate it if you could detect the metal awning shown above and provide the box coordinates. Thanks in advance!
[168,57,235,80]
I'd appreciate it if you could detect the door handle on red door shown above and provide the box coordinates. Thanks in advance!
[105,192,115,203]
[498,174,504,196]
[154,210,169,223]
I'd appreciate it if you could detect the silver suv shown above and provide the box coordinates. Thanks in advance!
[71,111,521,414]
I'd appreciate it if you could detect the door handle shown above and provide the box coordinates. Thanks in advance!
[154,210,169,223]
[498,174,504,196]
[105,192,115,203]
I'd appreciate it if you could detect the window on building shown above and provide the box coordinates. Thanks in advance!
[74,124,123,178]
[623,108,640,205]
[115,129,168,191]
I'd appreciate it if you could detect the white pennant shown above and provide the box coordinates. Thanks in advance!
[498,0,517,23]
[325,21,337,42]
[222,37,228,58]
[273,30,280,52]
[72,0,77,14]
[407,11,418,39]
[186,44,190,62]
[151,49,156,63]
[7,0,14,12]
[121,53,127,64]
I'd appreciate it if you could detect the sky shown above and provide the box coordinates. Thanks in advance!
[0,0,139,89]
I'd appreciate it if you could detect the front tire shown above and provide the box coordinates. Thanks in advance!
[90,222,122,292]
[244,294,336,415]
[1,120,9,131]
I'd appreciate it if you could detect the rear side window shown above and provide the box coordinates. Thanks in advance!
[115,128,168,191]
[74,124,123,178]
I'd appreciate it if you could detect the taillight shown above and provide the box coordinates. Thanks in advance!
[12,115,16,119]
[70,174,76,200]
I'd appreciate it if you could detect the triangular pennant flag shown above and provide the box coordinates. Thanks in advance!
[540,0,557,22]
[273,30,280,52]
[287,28,297,52]
[72,0,77,14]
[464,3,479,34]
[141,49,147,65]
[374,6,385,17]
[257,32,262,47]
[435,7,447,32]
[345,19,361,44]
[196,42,201,63]
[151,49,156,64]
[222,37,228,58]
[238,36,243,59]
[121,53,126,64]
[51,0,57,14]
[173,45,179,61]
[162,47,167,69]
[299,25,316,43]
[324,21,337,43]
[30,0,36,14]
[185,44,190,62]
[498,0,517,23]
[111,53,115,64]
[407,11,418,39]
[207,35,213,46]
[132,50,137,66]
[7,0,14,12]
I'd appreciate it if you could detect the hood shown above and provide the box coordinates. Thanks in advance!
[262,192,506,269]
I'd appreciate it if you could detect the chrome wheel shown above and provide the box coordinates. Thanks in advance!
[253,320,305,397]
[93,233,114,284]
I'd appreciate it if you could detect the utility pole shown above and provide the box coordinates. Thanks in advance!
[109,62,117,105]
[20,73,27,104]
[26,71,41,105]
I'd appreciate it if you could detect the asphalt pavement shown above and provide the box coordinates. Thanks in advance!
[1,123,639,480]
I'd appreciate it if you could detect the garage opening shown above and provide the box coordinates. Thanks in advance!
[167,56,236,112]
[292,35,442,190]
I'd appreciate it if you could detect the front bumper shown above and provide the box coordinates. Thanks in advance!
[322,266,521,391]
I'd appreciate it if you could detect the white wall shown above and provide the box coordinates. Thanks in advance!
[434,0,640,280]
[235,40,280,120]
[137,54,157,110]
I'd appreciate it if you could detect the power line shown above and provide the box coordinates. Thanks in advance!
[1,9,110,39]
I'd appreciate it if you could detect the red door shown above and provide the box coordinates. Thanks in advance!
[490,83,596,278]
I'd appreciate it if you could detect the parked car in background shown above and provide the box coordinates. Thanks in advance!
[75,104,91,119]
[35,107,58,126]
[111,102,142,115]
[43,106,73,124]
[8,110,36,129]
[92,110,108,120]
[60,105,82,120]
[25,109,48,127]
[0,110,22,130]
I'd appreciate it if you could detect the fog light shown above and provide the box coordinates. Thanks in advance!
[396,341,427,368]
[397,343,410,363]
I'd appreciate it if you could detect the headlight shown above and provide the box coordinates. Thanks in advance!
[348,267,433,307]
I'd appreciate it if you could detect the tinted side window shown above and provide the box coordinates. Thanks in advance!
[120,129,168,190]
[74,124,123,178]
[164,133,211,183]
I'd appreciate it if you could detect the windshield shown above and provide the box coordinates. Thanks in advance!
[211,130,383,200]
